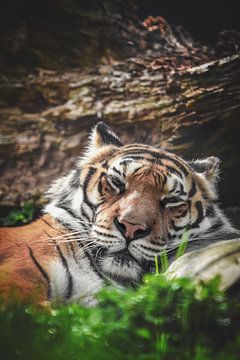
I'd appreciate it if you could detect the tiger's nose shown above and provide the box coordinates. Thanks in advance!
[114,217,151,241]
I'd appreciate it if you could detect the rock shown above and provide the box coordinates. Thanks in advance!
[166,239,240,292]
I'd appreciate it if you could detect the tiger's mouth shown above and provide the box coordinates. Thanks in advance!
[92,246,155,285]
[112,248,134,260]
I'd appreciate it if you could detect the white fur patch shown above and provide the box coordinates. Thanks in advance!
[100,255,141,281]
[72,187,84,216]
[48,260,69,300]
[48,253,104,305]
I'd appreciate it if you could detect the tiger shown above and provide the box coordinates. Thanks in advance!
[0,122,236,304]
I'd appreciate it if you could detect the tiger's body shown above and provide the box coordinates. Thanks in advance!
[0,215,103,304]
[0,122,236,304]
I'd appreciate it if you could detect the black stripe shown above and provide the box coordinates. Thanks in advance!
[119,149,190,176]
[130,166,143,179]
[60,205,90,225]
[69,242,78,263]
[170,221,187,231]
[70,168,81,188]
[121,155,146,162]
[112,166,122,176]
[28,246,51,299]
[169,179,178,193]
[98,180,103,196]
[150,239,164,246]
[207,220,224,233]
[56,245,73,299]
[82,167,97,208]
[94,224,111,230]
[94,229,117,239]
[164,165,184,179]
[57,199,71,210]
[191,201,204,228]
[81,206,91,223]
[101,160,109,169]
[98,173,105,196]
[206,205,216,218]
[120,155,185,180]
[140,244,160,252]
[152,172,159,187]
[179,182,187,196]
[120,149,156,157]
[123,144,152,150]
[160,154,190,176]
[189,180,197,197]
[77,243,105,280]
[174,209,189,219]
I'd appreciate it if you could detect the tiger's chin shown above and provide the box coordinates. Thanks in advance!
[98,250,143,285]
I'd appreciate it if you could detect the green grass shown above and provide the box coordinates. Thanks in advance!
[175,227,190,260]
[155,227,190,274]
[0,275,240,360]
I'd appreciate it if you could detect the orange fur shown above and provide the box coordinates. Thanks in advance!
[0,215,66,303]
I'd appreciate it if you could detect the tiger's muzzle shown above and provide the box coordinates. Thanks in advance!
[114,217,151,242]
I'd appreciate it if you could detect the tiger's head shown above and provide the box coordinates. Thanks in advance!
[45,122,235,284]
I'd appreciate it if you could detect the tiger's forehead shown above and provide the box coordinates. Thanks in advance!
[107,144,191,176]
[106,144,192,197]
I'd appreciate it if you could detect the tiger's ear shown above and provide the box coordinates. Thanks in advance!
[88,122,122,150]
[189,156,220,184]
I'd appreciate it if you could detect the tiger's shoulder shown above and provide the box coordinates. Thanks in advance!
[0,215,103,304]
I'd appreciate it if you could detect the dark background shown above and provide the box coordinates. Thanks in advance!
[138,0,239,44]
[1,0,239,44]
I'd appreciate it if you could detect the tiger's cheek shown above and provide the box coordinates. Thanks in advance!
[189,197,207,228]
[95,201,119,226]
[151,216,170,243]
[166,204,191,234]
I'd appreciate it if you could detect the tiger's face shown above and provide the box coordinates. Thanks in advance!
[91,151,193,283]
[46,122,234,285]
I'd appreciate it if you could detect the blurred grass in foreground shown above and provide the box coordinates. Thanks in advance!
[0,274,240,360]
[0,205,240,359]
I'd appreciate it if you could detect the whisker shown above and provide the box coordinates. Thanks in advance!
[76,244,99,257]
[55,236,91,244]
[28,230,91,245]
[78,241,98,251]
[94,247,103,262]
[53,239,97,253]
[69,218,93,225]
[53,232,90,241]
[76,239,98,249]
[164,234,227,254]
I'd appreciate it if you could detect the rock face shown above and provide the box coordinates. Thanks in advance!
[0,2,239,228]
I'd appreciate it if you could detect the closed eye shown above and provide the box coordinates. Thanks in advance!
[161,197,186,208]
[107,175,125,194]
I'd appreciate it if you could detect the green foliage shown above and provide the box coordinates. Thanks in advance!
[155,228,190,274]
[159,249,169,272]
[0,275,240,360]
[175,227,190,260]
[0,202,36,226]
